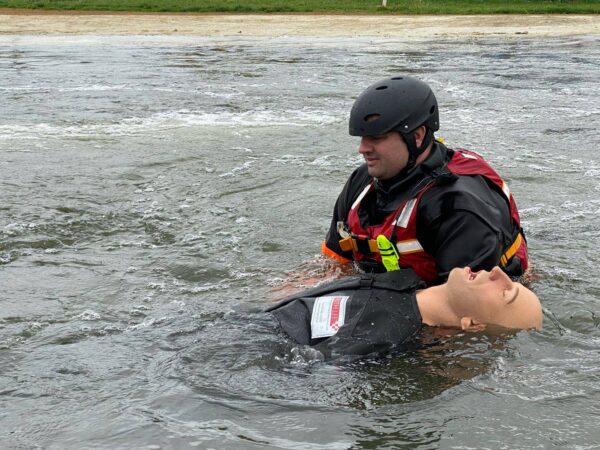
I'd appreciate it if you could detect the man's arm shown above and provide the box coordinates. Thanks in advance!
[418,175,514,283]
[429,211,503,282]
[268,255,355,300]
[321,165,371,264]
[321,204,353,264]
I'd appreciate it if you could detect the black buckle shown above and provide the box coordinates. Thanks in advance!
[355,237,373,255]
[359,275,374,289]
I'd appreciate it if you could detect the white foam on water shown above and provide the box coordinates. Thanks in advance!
[0,108,342,140]
[203,90,242,100]
[0,34,407,49]
[584,167,600,177]
[219,160,254,178]
[125,316,168,331]
[179,283,228,294]
[520,205,559,218]
[2,222,37,236]
[55,84,129,92]
[310,155,335,166]
[0,86,51,92]
[77,310,101,321]
[527,163,556,173]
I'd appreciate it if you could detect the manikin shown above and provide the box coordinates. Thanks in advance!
[268,266,542,358]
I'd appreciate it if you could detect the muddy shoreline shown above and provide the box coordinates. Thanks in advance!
[1,11,598,37]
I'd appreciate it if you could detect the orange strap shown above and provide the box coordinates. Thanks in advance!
[321,241,352,264]
[338,236,380,253]
[500,233,523,267]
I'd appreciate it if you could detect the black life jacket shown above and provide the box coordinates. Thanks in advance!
[266,269,425,359]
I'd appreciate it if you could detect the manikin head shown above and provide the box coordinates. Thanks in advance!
[445,266,542,331]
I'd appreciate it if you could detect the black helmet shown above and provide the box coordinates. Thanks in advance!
[349,75,439,136]
[349,76,439,168]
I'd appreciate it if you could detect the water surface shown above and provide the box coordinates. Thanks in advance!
[1,34,599,449]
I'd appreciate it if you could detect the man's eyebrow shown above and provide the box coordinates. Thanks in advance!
[506,286,519,304]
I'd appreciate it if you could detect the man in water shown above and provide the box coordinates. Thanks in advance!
[321,75,528,285]
[268,266,542,359]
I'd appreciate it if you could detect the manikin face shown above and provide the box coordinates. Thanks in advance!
[446,266,542,331]
[358,132,410,180]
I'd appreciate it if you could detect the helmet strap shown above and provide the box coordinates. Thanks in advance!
[402,128,434,171]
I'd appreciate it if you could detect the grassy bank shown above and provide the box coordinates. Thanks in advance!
[0,0,599,14]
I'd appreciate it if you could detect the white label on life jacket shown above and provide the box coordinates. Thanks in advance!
[311,295,349,339]
[396,239,424,254]
[395,198,418,228]
[501,180,511,200]
[351,183,372,211]
[461,152,478,160]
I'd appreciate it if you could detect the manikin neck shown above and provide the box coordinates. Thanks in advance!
[415,284,461,328]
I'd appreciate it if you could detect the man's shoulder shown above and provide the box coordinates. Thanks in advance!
[346,163,371,185]
[340,163,373,198]
[425,172,499,200]
[420,173,507,220]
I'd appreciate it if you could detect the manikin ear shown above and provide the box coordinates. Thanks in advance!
[503,284,520,304]
[460,317,487,332]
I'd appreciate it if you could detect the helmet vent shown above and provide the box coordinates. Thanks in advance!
[391,77,403,80]
[375,86,388,91]
[363,113,381,123]
[430,105,436,114]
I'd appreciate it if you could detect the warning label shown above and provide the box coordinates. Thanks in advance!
[310,295,349,339]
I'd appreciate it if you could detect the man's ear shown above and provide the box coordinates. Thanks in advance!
[460,317,487,332]
[414,126,427,147]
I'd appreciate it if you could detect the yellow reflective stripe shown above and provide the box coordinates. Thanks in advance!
[395,198,418,229]
[396,239,424,255]
[500,233,523,266]
[377,235,400,272]
[351,184,372,211]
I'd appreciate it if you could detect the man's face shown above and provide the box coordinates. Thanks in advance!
[446,266,542,330]
[358,132,409,180]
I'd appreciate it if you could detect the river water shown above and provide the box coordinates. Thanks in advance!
[1,34,599,449]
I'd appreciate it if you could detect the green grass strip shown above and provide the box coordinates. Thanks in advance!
[0,0,599,14]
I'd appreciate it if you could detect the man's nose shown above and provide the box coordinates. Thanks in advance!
[358,137,372,154]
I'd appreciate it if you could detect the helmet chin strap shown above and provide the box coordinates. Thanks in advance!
[401,128,434,171]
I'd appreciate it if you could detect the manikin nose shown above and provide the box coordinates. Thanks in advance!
[489,266,507,282]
